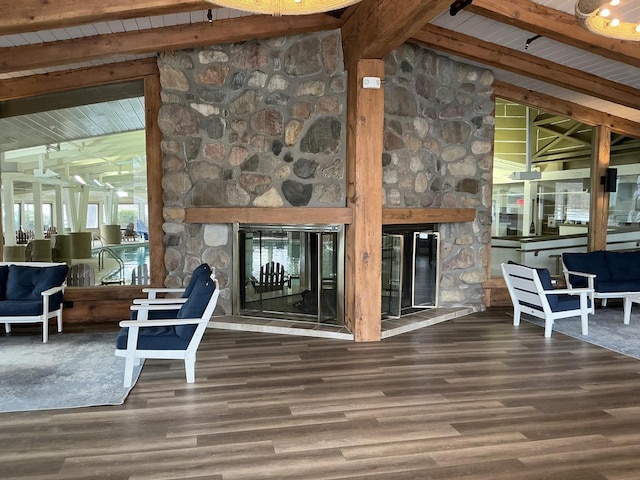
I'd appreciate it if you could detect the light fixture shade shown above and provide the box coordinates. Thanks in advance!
[575,0,640,41]
[207,0,364,16]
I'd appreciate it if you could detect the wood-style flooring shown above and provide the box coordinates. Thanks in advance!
[3,309,640,479]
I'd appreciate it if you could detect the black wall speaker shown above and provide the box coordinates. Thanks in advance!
[601,167,618,193]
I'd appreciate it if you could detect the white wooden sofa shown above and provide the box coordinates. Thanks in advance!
[1,261,69,343]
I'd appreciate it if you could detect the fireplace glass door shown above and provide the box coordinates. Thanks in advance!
[237,225,343,324]
[381,227,439,318]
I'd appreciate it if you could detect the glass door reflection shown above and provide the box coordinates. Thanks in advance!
[237,225,343,325]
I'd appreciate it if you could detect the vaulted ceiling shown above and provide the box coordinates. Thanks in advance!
[1,0,640,191]
[1,0,639,123]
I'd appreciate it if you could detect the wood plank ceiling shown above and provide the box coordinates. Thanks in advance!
[1,0,640,185]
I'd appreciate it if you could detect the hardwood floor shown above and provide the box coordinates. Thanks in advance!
[3,309,640,479]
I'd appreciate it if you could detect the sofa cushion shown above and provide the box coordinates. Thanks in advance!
[175,276,216,340]
[0,299,54,316]
[5,265,69,301]
[562,251,610,287]
[604,250,640,282]
[596,279,640,293]
[550,294,591,313]
[115,326,190,350]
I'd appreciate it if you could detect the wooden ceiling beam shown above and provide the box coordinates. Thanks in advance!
[0,14,341,75]
[468,0,640,69]
[412,24,640,112]
[0,58,158,102]
[0,0,212,36]
[341,0,450,67]
[493,80,640,139]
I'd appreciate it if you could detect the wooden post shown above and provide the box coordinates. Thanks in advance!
[144,72,165,287]
[589,125,611,252]
[345,59,384,342]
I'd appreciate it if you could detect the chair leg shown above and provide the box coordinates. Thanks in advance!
[123,355,136,388]
[581,312,589,336]
[4,323,10,334]
[185,354,196,383]
[57,311,63,333]
[42,320,48,343]
[544,319,553,338]
[624,296,632,325]
[513,306,521,326]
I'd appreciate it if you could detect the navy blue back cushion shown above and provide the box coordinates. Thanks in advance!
[604,250,640,281]
[182,263,212,298]
[5,264,68,301]
[0,266,9,301]
[562,251,610,286]
[175,277,216,340]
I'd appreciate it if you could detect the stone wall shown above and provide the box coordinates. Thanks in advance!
[383,44,494,310]
[157,31,494,316]
[158,30,347,314]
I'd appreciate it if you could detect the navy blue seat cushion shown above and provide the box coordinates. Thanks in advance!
[562,251,610,288]
[596,280,640,293]
[5,264,69,301]
[0,299,58,315]
[604,250,640,282]
[115,326,191,350]
[175,277,216,340]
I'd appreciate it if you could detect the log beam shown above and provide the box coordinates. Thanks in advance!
[412,24,640,112]
[341,0,449,67]
[345,58,384,342]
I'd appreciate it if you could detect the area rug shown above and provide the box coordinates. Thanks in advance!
[523,304,640,360]
[0,332,142,413]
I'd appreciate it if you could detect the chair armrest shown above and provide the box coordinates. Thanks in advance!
[130,303,183,312]
[565,270,596,278]
[543,288,594,296]
[119,317,208,328]
[141,287,185,299]
[40,284,66,297]
[132,298,188,305]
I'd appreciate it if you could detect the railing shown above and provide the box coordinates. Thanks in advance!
[97,247,125,285]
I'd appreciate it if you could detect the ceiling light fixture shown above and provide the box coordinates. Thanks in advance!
[576,0,640,41]
[204,0,364,16]
[207,9,214,22]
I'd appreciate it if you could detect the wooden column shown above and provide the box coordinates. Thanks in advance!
[589,125,611,252]
[144,72,165,287]
[345,59,384,342]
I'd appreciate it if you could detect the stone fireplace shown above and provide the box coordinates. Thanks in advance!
[157,29,494,324]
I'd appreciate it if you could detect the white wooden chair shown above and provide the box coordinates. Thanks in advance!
[115,274,219,387]
[130,264,149,285]
[66,263,95,287]
[501,262,594,338]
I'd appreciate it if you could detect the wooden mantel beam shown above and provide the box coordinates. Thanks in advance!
[0,13,342,75]
[412,24,640,113]
[468,0,640,69]
[0,0,212,36]
[341,0,450,67]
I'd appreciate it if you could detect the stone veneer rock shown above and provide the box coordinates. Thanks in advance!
[382,43,494,310]
[158,31,493,316]
[158,31,347,314]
